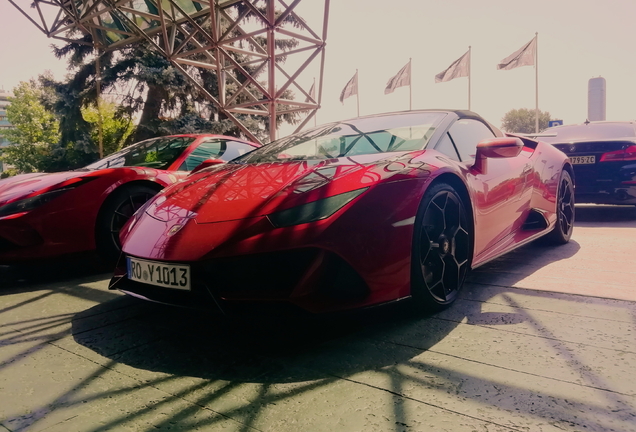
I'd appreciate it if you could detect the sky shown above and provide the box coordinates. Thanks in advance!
[2,0,636,138]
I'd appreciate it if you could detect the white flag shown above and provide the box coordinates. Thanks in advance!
[305,82,315,102]
[497,37,536,70]
[339,71,358,103]
[384,61,411,94]
[435,50,470,83]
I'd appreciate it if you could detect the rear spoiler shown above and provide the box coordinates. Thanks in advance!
[511,132,557,138]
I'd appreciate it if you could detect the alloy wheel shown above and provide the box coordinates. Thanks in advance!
[557,175,575,237]
[418,190,470,303]
[109,191,155,249]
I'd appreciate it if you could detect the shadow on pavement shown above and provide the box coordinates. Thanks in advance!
[62,233,636,431]
[72,297,450,383]
[0,226,626,432]
[468,236,581,282]
[575,204,636,227]
[0,252,113,291]
[71,237,582,385]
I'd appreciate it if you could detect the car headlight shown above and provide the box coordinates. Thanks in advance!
[0,188,74,218]
[268,188,368,228]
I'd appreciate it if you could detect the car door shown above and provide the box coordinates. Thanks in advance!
[444,119,531,260]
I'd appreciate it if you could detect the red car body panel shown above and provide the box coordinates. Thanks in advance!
[0,134,258,262]
[112,111,571,314]
[468,141,564,266]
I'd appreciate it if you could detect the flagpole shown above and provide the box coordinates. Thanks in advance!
[535,32,539,133]
[313,77,317,126]
[409,58,412,110]
[356,69,360,117]
[468,46,471,111]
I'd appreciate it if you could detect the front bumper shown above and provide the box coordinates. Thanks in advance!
[0,198,97,262]
[571,162,636,204]
[0,217,45,262]
[110,248,371,314]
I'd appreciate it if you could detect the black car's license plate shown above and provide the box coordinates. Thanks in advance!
[570,155,595,164]
[127,257,191,290]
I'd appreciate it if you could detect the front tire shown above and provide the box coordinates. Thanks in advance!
[545,170,575,245]
[96,184,160,264]
[411,183,472,312]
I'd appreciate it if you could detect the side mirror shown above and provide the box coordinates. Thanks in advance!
[473,137,524,173]
[190,158,225,174]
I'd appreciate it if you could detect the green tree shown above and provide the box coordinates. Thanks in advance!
[81,100,134,156]
[1,79,60,173]
[501,108,552,134]
[40,64,99,170]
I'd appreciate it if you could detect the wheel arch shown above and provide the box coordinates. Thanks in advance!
[94,180,164,235]
[562,162,575,187]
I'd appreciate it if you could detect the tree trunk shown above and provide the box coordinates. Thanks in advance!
[133,84,165,142]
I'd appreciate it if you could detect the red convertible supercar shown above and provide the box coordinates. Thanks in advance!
[0,134,259,263]
[110,110,574,313]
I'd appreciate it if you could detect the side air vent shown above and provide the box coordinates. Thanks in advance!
[522,208,548,231]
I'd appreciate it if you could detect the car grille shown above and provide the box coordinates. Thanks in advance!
[194,248,323,299]
[0,237,18,254]
[199,248,368,302]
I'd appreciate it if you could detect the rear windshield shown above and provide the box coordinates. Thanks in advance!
[235,112,448,163]
[541,123,636,143]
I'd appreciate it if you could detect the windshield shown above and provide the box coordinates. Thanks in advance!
[84,136,197,170]
[541,123,636,143]
[236,112,447,163]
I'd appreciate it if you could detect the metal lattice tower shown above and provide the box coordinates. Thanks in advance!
[7,0,330,144]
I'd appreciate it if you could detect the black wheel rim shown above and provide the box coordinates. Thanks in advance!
[109,192,154,249]
[557,176,575,236]
[419,191,470,303]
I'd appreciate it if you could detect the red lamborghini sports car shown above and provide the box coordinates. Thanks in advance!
[0,134,259,263]
[110,110,574,313]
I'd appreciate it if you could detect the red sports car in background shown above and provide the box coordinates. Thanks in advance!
[110,110,574,313]
[0,134,259,263]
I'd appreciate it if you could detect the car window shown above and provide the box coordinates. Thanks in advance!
[447,119,496,162]
[84,137,196,170]
[178,140,256,171]
[343,129,429,156]
[179,140,223,171]
[433,132,460,161]
[236,112,447,163]
[221,141,257,161]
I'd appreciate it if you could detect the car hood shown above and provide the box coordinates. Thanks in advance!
[145,152,416,224]
[0,171,88,205]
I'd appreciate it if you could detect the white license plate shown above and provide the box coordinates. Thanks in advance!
[570,155,595,164]
[127,257,191,291]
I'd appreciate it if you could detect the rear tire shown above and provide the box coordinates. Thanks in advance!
[411,182,472,312]
[96,184,160,264]
[545,170,575,245]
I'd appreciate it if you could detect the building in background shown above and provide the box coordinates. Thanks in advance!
[588,77,606,121]
[0,88,14,172]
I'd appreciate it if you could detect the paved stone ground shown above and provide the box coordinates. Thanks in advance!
[0,205,635,432]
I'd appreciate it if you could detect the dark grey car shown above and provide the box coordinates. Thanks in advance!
[540,121,636,205]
